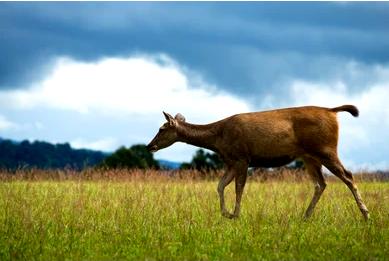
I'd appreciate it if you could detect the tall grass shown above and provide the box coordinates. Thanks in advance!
[0,169,388,260]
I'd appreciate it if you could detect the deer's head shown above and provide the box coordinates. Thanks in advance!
[147,112,186,153]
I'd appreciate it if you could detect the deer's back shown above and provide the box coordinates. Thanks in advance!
[218,106,338,165]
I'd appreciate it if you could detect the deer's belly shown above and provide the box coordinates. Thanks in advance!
[249,155,295,168]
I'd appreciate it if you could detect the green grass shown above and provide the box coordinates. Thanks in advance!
[1,172,389,260]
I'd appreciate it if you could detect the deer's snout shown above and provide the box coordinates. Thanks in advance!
[147,143,158,153]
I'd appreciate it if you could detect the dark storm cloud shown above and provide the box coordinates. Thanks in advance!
[1,2,389,97]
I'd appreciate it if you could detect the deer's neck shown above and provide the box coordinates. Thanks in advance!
[176,122,222,152]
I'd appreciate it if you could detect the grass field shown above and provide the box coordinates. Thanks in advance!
[1,169,389,260]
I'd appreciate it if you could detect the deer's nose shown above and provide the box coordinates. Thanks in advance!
[147,144,158,152]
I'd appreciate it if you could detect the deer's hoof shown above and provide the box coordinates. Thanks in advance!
[222,212,239,219]
[222,212,234,219]
[303,214,312,221]
[363,211,370,221]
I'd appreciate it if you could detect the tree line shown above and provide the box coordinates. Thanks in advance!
[0,139,105,170]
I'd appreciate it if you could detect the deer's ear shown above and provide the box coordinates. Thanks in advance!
[163,111,175,126]
[175,113,186,122]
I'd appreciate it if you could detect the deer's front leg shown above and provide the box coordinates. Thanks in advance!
[217,169,235,218]
[217,161,248,219]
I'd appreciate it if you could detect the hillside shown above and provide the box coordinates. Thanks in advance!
[0,138,106,170]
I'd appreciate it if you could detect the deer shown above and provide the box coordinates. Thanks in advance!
[147,105,370,220]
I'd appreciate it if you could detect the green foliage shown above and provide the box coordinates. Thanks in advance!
[0,177,388,260]
[181,149,223,171]
[101,144,159,169]
[0,139,105,170]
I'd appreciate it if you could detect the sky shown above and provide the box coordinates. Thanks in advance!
[0,2,389,170]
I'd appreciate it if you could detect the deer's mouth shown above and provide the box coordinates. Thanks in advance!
[147,145,158,153]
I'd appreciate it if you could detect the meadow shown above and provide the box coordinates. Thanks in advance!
[0,169,389,260]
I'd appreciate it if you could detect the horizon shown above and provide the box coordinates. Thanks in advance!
[1,2,389,170]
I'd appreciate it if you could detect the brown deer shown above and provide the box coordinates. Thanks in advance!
[147,105,369,220]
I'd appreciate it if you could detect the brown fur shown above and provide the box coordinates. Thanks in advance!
[147,105,369,220]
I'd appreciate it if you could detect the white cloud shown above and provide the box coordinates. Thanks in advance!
[34,121,44,130]
[71,137,119,151]
[0,54,249,121]
[0,115,17,131]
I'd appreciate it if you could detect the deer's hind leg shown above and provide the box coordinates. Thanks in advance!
[321,154,369,220]
[232,164,248,218]
[303,157,327,219]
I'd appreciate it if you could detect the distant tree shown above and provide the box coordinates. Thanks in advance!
[100,144,159,169]
[0,138,105,170]
[181,149,224,171]
[131,144,159,168]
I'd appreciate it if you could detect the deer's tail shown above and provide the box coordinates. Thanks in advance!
[329,105,359,117]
